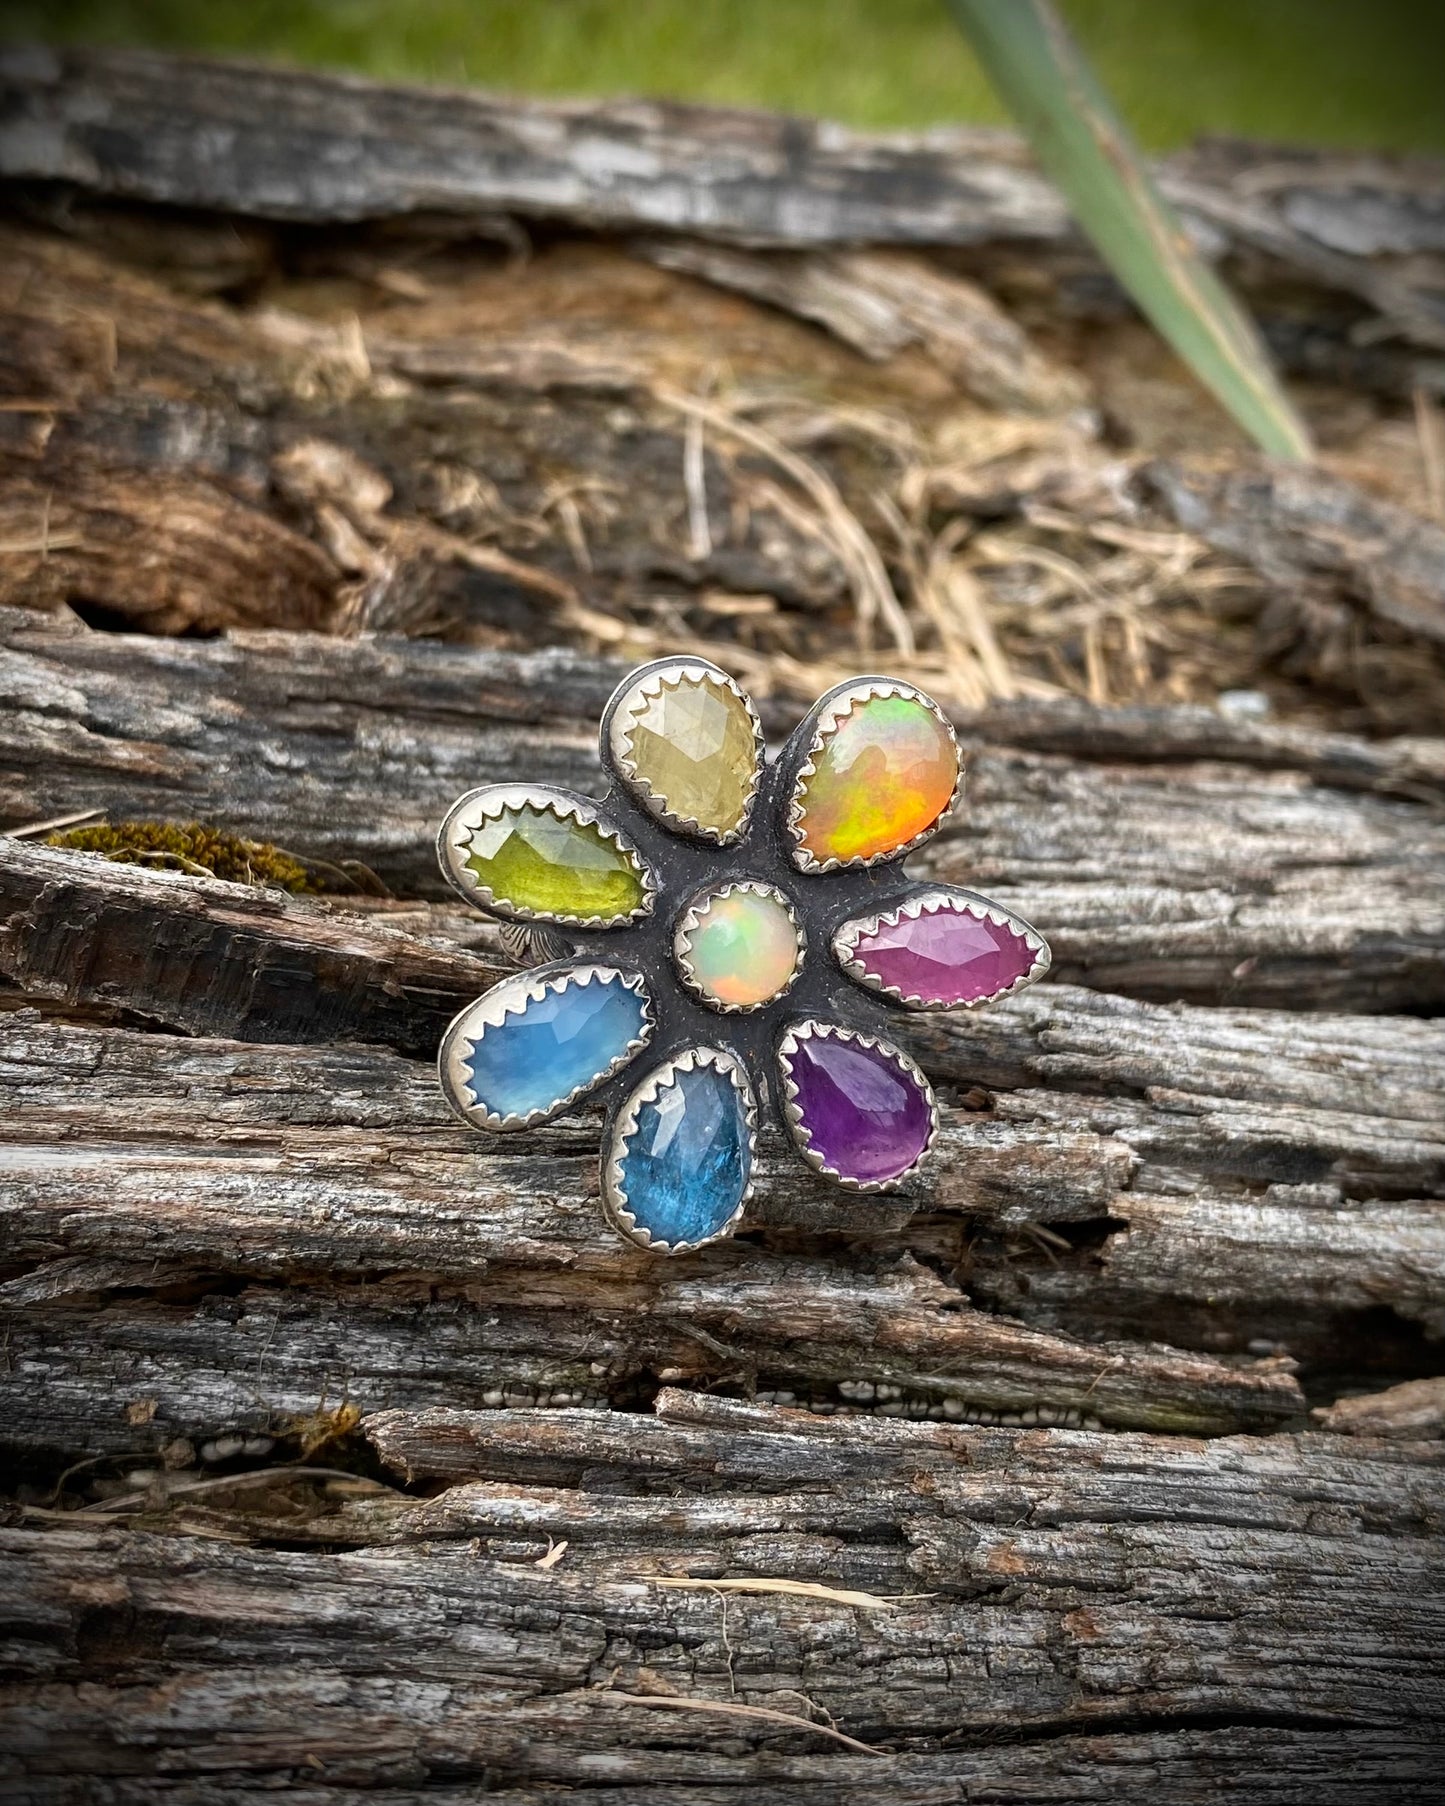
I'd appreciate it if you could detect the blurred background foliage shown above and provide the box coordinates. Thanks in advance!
[7,0,1443,152]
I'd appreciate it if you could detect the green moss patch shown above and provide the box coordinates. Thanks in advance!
[48,821,321,892]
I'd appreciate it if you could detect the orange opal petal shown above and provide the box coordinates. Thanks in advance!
[794,693,957,866]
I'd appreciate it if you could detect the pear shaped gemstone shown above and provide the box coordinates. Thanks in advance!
[792,687,957,869]
[442,964,653,1129]
[442,788,652,925]
[779,1022,935,1188]
[612,663,761,841]
[836,891,1048,1008]
[606,1049,753,1250]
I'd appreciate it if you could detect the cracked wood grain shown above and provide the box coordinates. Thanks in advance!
[0,224,870,636]
[636,240,1089,413]
[4,219,1445,688]
[0,839,503,1057]
[3,45,1443,352]
[2,1393,1443,1800]
[4,988,1443,1455]
[1149,457,1445,648]
[3,612,1442,1011]
[0,1026,1300,1446]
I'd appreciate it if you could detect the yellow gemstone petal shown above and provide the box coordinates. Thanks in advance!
[612,665,760,841]
[439,787,654,926]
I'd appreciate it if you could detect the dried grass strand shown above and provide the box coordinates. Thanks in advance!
[652,1576,898,1611]
[657,386,915,657]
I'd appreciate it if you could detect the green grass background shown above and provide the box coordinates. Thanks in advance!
[7,0,1443,151]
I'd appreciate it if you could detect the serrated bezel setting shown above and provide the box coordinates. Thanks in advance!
[437,783,657,928]
[833,887,1051,1009]
[438,963,654,1131]
[786,677,962,874]
[776,1019,939,1192]
[605,657,764,845]
[602,1046,758,1254]
[672,878,805,1014]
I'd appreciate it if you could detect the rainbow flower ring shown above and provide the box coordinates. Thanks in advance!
[436,659,1050,1254]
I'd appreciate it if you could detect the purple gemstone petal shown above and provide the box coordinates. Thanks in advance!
[846,899,1040,1007]
[781,1027,934,1187]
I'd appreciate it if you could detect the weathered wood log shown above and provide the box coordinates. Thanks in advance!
[1315,1376,1445,1439]
[3,1393,1444,1800]
[4,613,1443,1011]
[4,211,1444,737]
[1,208,1440,646]
[8,843,1438,1379]
[0,839,503,1056]
[1148,459,1445,648]
[3,935,1440,1457]
[1,1007,1320,1441]
[0,225,866,637]
[2,54,1443,1799]
[5,843,1442,1197]
[4,45,1443,352]
[637,240,1090,413]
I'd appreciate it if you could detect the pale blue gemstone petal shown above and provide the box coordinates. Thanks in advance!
[614,1059,751,1247]
[463,968,649,1123]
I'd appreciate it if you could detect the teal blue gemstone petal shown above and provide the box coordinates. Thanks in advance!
[455,966,651,1127]
[612,1055,752,1248]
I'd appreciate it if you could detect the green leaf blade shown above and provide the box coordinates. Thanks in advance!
[946,0,1311,461]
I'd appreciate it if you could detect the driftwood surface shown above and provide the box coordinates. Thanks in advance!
[1,47,1445,1805]
[3,610,1443,1012]
[4,44,1445,352]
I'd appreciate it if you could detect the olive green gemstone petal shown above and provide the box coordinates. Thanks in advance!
[616,669,760,840]
[462,802,648,923]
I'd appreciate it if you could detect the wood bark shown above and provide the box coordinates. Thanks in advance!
[1146,459,1445,648]
[1,200,1442,722]
[3,612,1443,1012]
[3,1395,1444,1800]
[4,46,1444,351]
[0,224,867,638]
[2,846,1441,1430]
[0,49,1443,1803]
[635,240,1091,413]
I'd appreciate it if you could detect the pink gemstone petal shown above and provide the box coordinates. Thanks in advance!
[842,895,1043,1007]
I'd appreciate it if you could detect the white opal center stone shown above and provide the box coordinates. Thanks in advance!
[674,881,803,1012]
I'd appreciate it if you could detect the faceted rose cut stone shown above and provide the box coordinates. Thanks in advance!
[781,1027,934,1186]
[619,673,758,838]
[676,884,802,1010]
[614,1058,752,1246]
[794,693,957,866]
[464,803,645,921]
[846,900,1039,1006]
[463,970,649,1123]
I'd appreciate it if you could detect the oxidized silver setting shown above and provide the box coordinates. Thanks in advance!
[433,658,1048,1253]
[437,783,657,928]
[438,964,654,1131]
[776,1019,939,1192]
[604,657,765,845]
[786,677,962,874]
[601,1045,758,1255]
[833,887,1051,1008]
[672,878,806,1014]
